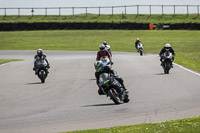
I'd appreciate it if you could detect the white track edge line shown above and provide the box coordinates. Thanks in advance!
[174,63,200,77]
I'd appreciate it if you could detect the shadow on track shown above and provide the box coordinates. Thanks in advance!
[89,78,96,80]
[83,103,117,107]
[26,82,42,85]
[155,73,165,75]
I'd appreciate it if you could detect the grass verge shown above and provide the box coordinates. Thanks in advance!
[63,116,200,133]
[0,59,23,65]
[0,14,200,24]
[0,30,200,72]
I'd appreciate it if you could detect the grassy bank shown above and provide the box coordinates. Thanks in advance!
[0,59,23,65]
[0,30,200,72]
[64,116,200,133]
[0,14,200,23]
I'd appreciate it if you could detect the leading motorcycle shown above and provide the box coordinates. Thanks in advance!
[137,42,144,56]
[100,56,111,67]
[161,50,173,74]
[98,73,129,104]
[105,45,112,56]
[35,59,49,83]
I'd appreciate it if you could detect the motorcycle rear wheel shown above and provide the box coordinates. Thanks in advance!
[140,50,143,56]
[123,94,129,103]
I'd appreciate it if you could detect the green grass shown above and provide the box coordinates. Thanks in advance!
[0,59,23,65]
[0,30,200,72]
[0,14,200,24]
[63,116,200,133]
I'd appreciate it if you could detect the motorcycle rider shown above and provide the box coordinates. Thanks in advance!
[103,41,112,56]
[33,49,50,75]
[159,43,175,67]
[94,61,128,95]
[96,44,113,65]
[135,38,143,52]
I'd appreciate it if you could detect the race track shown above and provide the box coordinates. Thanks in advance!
[0,50,200,133]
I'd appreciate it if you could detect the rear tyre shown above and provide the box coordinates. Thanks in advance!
[140,50,143,56]
[123,95,129,103]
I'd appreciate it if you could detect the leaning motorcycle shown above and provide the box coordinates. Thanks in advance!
[100,56,111,67]
[105,45,112,56]
[137,42,144,56]
[161,50,173,74]
[98,73,129,104]
[35,59,49,83]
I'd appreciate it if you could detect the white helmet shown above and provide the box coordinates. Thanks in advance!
[106,45,111,51]
[165,43,171,48]
[99,44,105,51]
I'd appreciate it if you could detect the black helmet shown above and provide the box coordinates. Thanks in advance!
[103,41,107,45]
[37,49,43,56]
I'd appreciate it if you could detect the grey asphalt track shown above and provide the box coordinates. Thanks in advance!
[0,50,200,133]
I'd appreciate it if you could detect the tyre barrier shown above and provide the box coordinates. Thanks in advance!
[0,22,149,31]
[0,22,200,31]
[161,23,200,30]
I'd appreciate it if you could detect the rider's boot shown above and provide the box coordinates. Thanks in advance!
[35,69,38,75]
[46,68,49,74]
[161,61,163,66]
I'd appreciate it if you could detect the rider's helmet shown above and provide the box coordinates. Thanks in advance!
[106,45,111,51]
[165,43,171,48]
[136,38,140,42]
[37,49,43,56]
[103,41,107,45]
[99,44,105,51]
[94,61,104,72]
[165,43,171,50]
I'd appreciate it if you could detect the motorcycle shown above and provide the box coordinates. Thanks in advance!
[161,50,173,74]
[98,73,129,104]
[35,59,49,83]
[105,45,112,56]
[100,56,111,67]
[137,42,144,56]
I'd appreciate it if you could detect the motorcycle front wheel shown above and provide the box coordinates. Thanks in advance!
[164,61,171,74]
[108,89,121,104]
[40,70,46,83]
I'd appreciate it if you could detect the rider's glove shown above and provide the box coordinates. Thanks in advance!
[111,61,114,65]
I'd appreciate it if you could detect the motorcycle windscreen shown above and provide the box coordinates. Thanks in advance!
[100,56,111,66]
[164,50,172,59]
[99,73,110,88]
[36,60,48,69]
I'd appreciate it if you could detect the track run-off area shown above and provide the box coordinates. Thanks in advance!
[0,50,200,133]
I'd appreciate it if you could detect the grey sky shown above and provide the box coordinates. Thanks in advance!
[0,0,200,8]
